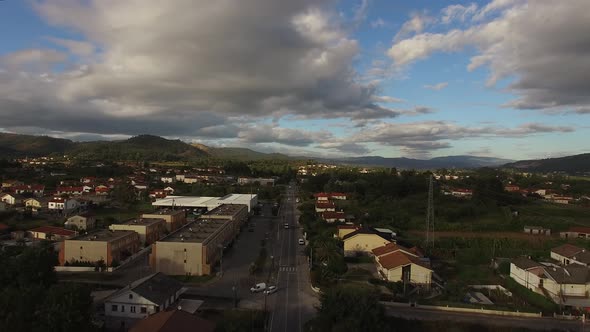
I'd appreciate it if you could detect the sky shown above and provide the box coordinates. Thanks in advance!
[0,0,588,160]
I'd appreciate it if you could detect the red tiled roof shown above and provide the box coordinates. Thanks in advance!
[552,244,585,258]
[314,192,330,198]
[372,243,420,257]
[129,310,215,332]
[321,211,345,219]
[377,251,431,270]
[29,226,76,237]
[315,202,335,209]
[12,184,45,191]
[568,227,590,234]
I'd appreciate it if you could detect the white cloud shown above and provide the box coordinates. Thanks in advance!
[424,82,448,90]
[394,12,434,41]
[370,18,388,28]
[441,3,478,24]
[388,0,590,113]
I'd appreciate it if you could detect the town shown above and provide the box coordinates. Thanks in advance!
[1,149,590,331]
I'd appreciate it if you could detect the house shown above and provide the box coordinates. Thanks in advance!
[28,226,77,241]
[161,176,176,184]
[142,210,187,233]
[65,213,96,230]
[48,197,80,213]
[129,309,215,332]
[95,185,110,195]
[314,193,330,202]
[450,188,473,198]
[104,273,184,331]
[336,225,359,239]
[1,180,23,189]
[373,243,433,287]
[56,186,84,195]
[560,227,590,240]
[163,187,175,195]
[59,230,140,266]
[510,256,590,308]
[329,192,347,200]
[342,228,394,256]
[237,177,275,186]
[109,218,166,246]
[551,244,590,267]
[523,225,551,236]
[321,211,346,223]
[149,189,168,199]
[12,184,45,197]
[315,201,336,213]
[504,185,520,192]
[1,193,23,206]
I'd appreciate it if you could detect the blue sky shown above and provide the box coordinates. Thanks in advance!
[0,0,588,160]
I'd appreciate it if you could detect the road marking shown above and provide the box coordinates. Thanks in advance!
[279,266,297,272]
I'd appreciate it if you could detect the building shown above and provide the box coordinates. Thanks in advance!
[551,244,590,267]
[95,185,110,196]
[314,192,347,201]
[321,211,346,223]
[141,210,187,233]
[150,206,243,276]
[161,176,176,184]
[560,227,590,240]
[149,189,169,199]
[315,201,336,213]
[504,185,520,192]
[65,213,96,230]
[1,193,23,206]
[373,243,433,287]
[48,197,80,213]
[29,226,77,241]
[56,186,84,195]
[12,184,45,197]
[336,225,359,239]
[130,310,215,332]
[523,225,551,236]
[59,230,140,266]
[450,188,473,198]
[152,194,258,212]
[104,273,184,331]
[237,177,275,186]
[204,204,248,229]
[510,256,590,308]
[343,228,394,256]
[109,218,166,246]
[23,197,46,213]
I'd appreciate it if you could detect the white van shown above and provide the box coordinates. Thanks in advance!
[250,283,267,293]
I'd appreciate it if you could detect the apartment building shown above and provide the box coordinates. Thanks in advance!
[59,230,140,266]
[141,209,186,232]
[109,217,166,246]
[150,210,240,276]
[65,213,96,230]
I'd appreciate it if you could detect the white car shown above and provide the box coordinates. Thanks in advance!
[298,238,305,245]
[250,283,267,293]
[263,286,277,295]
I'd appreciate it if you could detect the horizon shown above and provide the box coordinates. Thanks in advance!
[0,1,589,160]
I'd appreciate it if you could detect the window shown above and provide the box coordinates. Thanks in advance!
[184,259,187,263]
[140,307,147,314]
[129,294,133,299]
[111,305,118,312]
[130,306,136,313]
[121,305,125,312]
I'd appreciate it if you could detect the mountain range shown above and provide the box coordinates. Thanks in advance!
[0,132,587,172]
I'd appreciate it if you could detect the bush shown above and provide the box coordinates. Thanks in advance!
[504,277,558,314]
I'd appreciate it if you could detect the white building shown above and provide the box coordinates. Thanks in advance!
[104,273,184,330]
[152,194,258,212]
[48,197,79,213]
[161,176,176,183]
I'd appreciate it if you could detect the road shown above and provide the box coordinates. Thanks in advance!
[268,183,318,332]
[384,304,588,331]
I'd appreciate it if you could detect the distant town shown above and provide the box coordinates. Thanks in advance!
[0,148,589,332]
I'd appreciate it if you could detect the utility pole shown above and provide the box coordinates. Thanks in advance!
[425,175,435,248]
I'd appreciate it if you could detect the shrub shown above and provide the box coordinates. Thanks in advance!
[504,277,558,314]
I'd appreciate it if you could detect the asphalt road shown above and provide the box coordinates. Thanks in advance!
[267,183,318,332]
[384,304,588,331]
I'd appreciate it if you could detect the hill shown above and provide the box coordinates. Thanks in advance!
[328,155,513,169]
[0,133,74,156]
[503,153,590,173]
[204,146,291,160]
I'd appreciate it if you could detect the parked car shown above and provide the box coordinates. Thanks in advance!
[250,283,267,293]
[298,238,305,245]
[264,286,277,295]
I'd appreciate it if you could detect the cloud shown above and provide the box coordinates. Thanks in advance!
[372,95,404,103]
[349,121,574,156]
[441,3,478,24]
[388,0,590,113]
[394,12,434,41]
[0,0,394,141]
[237,124,332,147]
[316,141,371,155]
[370,18,388,29]
[424,82,448,90]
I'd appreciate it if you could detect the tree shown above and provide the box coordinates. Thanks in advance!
[311,284,388,332]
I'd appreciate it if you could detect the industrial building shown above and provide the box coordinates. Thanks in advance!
[150,204,247,276]
[152,194,257,212]
[109,217,166,246]
[59,230,140,267]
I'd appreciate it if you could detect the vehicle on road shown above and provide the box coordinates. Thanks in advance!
[284,223,289,229]
[250,283,267,293]
[298,238,305,245]
[263,286,277,295]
